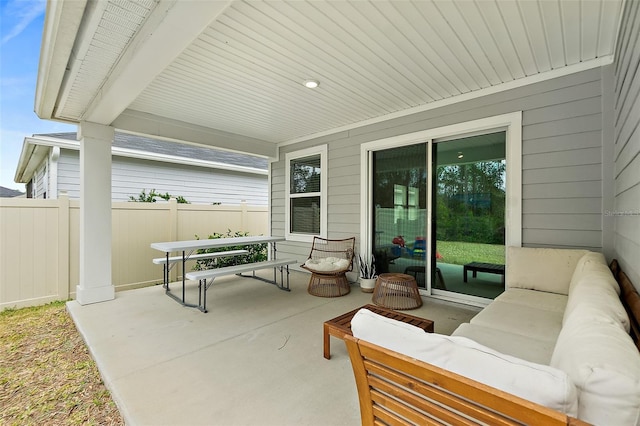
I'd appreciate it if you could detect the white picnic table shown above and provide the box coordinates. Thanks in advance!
[151,236,295,312]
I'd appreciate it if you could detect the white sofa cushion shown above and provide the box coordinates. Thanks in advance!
[506,246,588,294]
[564,274,630,332]
[302,257,349,272]
[494,288,568,313]
[352,308,578,416]
[567,252,615,294]
[551,312,640,426]
[452,322,556,365]
[469,300,563,343]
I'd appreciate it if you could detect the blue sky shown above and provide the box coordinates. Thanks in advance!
[0,0,74,191]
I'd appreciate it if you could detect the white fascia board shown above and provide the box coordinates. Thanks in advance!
[83,0,233,124]
[35,0,87,120]
[55,0,108,119]
[21,136,266,176]
[14,139,38,182]
[14,138,52,183]
[24,136,80,151]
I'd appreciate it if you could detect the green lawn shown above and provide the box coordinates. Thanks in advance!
[436,241,505,265]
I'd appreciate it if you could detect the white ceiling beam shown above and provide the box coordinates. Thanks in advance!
[112,109,278,159]
[83,0,233,125]
[35,0,87,121]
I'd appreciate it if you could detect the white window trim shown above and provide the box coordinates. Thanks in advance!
[285,144,328,242]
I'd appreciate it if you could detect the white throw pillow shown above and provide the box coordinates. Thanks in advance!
[351,308,578,416]
[551,313,640,426]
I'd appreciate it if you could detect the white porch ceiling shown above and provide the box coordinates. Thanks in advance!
[38,0,624,157]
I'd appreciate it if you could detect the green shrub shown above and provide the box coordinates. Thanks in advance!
[129,189,190,204]
[193,230,267,270]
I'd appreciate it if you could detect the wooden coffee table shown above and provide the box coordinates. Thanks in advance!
[323,304,434,359]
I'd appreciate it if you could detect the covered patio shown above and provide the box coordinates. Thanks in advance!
[31,0,639,423]
[67,271,479,425]
[33,0,637,310]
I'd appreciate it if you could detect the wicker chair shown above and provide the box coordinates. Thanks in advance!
[301,237,355,297]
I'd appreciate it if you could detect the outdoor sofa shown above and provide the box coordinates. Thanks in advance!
[347,247,640,425]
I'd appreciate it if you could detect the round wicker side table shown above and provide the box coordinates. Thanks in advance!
[372,273,423,310]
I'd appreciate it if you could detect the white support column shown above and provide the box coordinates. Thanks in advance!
[76,122,115,305]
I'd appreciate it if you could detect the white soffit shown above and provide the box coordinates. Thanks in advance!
[52,0,624,147]
[57,0,156,119]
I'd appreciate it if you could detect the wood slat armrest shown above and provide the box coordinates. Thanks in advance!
[344,335,589,426]
[611,259,640,351]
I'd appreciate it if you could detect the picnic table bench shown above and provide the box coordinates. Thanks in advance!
[152,250,249,295]
[186,258,296,312]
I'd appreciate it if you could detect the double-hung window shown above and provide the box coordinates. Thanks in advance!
[285,145,327,242]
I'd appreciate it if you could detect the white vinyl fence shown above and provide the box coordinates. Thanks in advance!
[0,195,268,309]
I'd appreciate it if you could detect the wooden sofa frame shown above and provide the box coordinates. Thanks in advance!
[345,259,640,426]
[610,259,640,350]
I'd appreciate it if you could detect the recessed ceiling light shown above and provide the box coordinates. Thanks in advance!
[304,79,319,89]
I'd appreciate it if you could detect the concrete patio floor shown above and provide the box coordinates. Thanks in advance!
[67,269,480,426]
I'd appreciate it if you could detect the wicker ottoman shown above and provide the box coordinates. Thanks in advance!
[372,273,423,310]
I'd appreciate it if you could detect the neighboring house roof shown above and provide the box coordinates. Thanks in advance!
[0,186,25,198]
[14,132,268,184]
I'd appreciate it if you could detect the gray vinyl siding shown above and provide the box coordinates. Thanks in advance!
[613,0,640,286]
[272,66,609,264]
[34,162,47,199]
[57,151,80,198]
[111,158,267,205]
[55,149,267,205]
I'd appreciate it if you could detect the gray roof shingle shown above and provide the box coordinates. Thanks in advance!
[36,132,268,170]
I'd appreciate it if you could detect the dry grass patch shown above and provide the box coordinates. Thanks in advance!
[0,302,123,425]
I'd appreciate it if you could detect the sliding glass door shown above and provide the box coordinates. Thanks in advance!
[363,113,521,305]
[369,131,507,302]
[371,144,428,285]
[432,132,506,300]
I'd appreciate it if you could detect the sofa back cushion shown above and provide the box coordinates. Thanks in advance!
[506,246,588,295]
[564,273,630,332]
[352,308,578,416]
[551,312,640,425]
[568,251,618,295]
